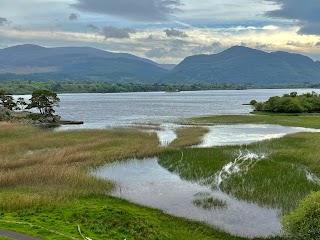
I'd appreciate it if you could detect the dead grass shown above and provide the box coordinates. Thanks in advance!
[0,123,209,210]
[169,126,209,148]
[0,123,166,210]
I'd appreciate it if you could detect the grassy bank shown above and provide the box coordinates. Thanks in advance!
[188,112,320,128]
[0,195,251,240]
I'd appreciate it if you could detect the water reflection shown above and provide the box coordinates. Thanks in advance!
[92,158,282,238]
[198,124,320,147]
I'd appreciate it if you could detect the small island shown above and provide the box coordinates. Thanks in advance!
[0,89,83,125]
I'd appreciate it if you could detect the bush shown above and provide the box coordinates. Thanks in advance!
[250,100,257,105]
[282,191,320,239]
[254,92,320,113]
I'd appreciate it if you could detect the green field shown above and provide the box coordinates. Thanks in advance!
[188,112,320,129]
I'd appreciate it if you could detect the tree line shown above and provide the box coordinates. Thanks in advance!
[0,80,254,94]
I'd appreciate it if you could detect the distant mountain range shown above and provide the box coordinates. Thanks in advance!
[0,44,171,83]
[1,44,320,85]
[164,46,320,85]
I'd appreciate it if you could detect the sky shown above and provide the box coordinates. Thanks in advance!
[0,0,320,63]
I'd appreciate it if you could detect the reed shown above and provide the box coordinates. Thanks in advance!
[0,123,164,210]
[169,126,209,148]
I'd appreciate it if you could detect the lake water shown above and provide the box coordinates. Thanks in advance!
[52,89,320,130]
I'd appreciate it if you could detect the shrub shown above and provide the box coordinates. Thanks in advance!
[282,191,320,239]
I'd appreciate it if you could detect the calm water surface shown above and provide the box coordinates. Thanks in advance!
[93,158,282,238]
[52,89,320,129]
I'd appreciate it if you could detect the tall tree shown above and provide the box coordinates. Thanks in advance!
[27,90,60,116]
[0,89,17,110]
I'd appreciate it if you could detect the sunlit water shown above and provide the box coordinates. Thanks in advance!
[92,158,282,238]
[198,124,320,147]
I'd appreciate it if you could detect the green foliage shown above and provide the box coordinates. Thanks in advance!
[254,92,320,113]
[282,191,320,239]
[249,100,257,105]
[27,89,60,116]
[0,89,17,110]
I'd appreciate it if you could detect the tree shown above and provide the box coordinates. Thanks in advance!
[27,90,60,116]
[0,89,17,110]
[16,97,27,110]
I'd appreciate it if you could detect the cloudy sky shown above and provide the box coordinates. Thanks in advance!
[0,0,320,63]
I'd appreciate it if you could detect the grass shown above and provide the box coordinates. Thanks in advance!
[0,195,249,240]
[0,122,165,210]
[159,132,320,214]
[193,193,227,209]
[169,126,209,148]
[188,112,320,129]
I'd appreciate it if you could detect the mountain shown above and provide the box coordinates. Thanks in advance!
[0,44,168,82]
[2,44,320,85]
[163,46,320,85]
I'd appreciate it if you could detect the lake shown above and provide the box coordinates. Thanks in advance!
[53,88,320,129]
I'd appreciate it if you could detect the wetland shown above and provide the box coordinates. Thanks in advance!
[2,89,320,239]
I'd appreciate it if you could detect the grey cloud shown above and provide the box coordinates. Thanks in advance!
[164,28,188,38]
[287,41,313,48]
[254,43,270,50]
[316,42,320,47]
[145,47,169,58]
[0,17,9,26]
[69,13,79,21]
[71,0,182,22]
[297,22,320,35]
[102,26,136,39]
[266,0,320,35]
[145,40,227,60]
[145,39,188,58]
[147,34,153,40]
[192,42,226,55]
[87,24,100,32]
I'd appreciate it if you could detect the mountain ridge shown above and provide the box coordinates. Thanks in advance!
[1,44,320,85]
[164,46,320,85]
[0,44,170,82]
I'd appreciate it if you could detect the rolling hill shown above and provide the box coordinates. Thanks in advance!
[0,44,169,83]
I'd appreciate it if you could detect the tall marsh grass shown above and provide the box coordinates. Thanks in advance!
[0,123,166,210]
[0,123,209,211]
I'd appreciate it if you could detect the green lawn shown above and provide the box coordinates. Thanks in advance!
[0,196,250,240]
